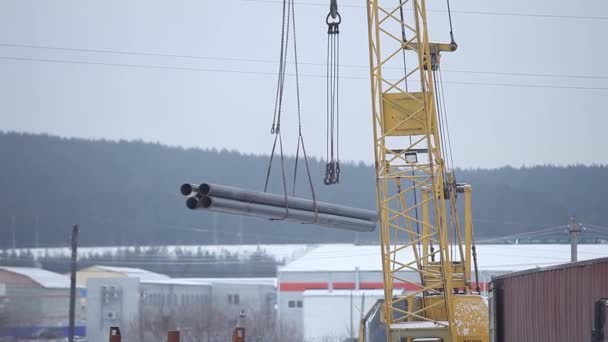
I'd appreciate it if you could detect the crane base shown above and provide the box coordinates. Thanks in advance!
[389,321,450,341]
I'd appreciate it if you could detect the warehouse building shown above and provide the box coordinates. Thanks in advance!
[85,271,276,341]
[277,243,608,341]
[0,266,85,339]
[76,265,170,285]
[302,289,390,342]
[175,278,276,320]
[86,277,211,342]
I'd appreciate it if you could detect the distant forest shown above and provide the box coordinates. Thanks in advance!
[0,131,607,248]
[0,247,279,278]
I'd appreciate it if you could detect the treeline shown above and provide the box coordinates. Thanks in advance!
[0,131,606,248]
[0,247,279,277]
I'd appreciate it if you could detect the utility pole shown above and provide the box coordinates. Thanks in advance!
[569,216,581,262]
[69,225,79,342]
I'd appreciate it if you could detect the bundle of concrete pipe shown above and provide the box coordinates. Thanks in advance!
[180,183,377,232]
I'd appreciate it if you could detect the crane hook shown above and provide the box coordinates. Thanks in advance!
[326,0,341,34]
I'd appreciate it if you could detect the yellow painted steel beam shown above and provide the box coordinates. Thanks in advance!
[464,184,473,288]
[364,0,478,341]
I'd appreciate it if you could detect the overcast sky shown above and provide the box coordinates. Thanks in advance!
[0,0,607,168]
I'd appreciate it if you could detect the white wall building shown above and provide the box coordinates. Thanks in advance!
[277,243,608,341]
[85,273,276,342]
[175,278,276,320]
[86,277,211,342]
[303,289,388,342]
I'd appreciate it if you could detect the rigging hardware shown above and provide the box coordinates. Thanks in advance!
[324,0,341,185]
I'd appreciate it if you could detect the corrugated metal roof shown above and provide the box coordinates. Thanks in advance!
[492,256,608,280]
[91,265,170,281]
[279,244,608,272]
[0,266,76,289]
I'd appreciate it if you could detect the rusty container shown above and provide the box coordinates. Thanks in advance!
[490,257,608,342]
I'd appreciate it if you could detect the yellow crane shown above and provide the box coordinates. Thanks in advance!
[189,1,490,341]
[364,1,488,341]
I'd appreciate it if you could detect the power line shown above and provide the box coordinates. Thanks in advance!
[2,42,607,80]
[473,218,564,227]
[587,224,608,231]
[450,80,608,91]
[447,69,608,80]
[476,225,568,243]
[238,0,608,21]
[2,55,608,91]
[445,9,608,21]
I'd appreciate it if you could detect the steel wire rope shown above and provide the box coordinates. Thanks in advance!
[324,2,341,185]
[264,0,321,223]
[432,69,455,260]
[336,27,341,182]
[289,0,320,223]
[438,70,455,171]
[264,0,291,222]
[445,0,455,44]
[434,68,463,265]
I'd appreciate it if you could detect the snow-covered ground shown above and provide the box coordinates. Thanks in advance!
[4,244,316,262]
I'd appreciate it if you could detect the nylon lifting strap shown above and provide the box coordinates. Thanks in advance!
[324,0,341,185]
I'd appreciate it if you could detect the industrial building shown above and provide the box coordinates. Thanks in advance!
[277,244,608,341]
[86,277,211,342]
[85,272,276,341]
[174,278,276,320]
[302,289,388,342]
[0,266,85,339]
[75,265,170,285]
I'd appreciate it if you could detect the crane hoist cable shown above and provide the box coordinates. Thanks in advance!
[324,0,341,185]
[264,0,319,221]
[290,0,318,207]
[446,0,456,45]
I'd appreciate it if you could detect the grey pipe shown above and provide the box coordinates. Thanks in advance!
[186,196,376,232]
[180,183,198,196]
[180,183,378,222]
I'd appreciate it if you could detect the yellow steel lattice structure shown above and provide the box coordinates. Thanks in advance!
[365,0,487,341]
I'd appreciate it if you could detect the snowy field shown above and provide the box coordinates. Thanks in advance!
[4,244,316,262]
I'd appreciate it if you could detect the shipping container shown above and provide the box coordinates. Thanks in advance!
[490,257,608,342]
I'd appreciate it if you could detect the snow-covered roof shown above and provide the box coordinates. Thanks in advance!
[141,279,212,286]
[279,244,608,273]
[0,266,77,289]
[303,289,388,297]
[175,277,276,287]
[92,266,170,281]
